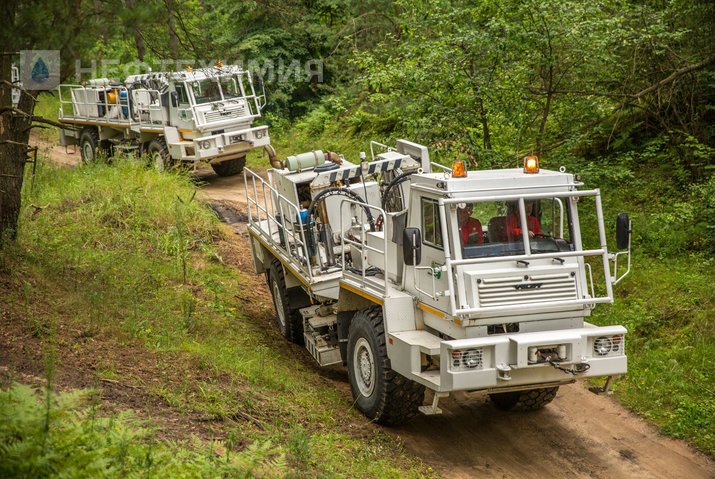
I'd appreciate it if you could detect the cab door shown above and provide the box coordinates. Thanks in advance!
[168,82,194,132]
[404,196,451,314]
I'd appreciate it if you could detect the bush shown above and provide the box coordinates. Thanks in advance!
[0,383,285,479]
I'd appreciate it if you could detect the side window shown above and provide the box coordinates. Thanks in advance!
[175,84,190,105]
[421,198,443,248]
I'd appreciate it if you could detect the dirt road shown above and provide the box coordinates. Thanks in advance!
[33,136,714,479]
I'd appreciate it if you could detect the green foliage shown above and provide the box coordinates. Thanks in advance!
[0,383,286,479]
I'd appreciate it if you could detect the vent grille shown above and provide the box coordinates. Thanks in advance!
[593,335,625,357]
[202,105,247,123]
[476,272,578,307]
[450,348,483,371]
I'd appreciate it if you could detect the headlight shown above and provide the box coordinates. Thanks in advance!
[255,129,265,139]
[450,348,483,371]
[200,140,211,150]
[592,335,624,357]
[594,336,612,356]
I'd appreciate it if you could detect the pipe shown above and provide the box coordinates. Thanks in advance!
[265,144,283,169]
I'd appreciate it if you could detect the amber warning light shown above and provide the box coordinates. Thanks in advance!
[523,155,539,174]
[451,160,468,178]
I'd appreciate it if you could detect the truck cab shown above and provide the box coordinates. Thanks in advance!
[245,140,631,424]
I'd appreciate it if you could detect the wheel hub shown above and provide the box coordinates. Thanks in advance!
[353,338,375,397]
[83,142,93,161]
[273,281,286,328]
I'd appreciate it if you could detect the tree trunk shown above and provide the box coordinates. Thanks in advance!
[167,0,180,60]
[478,97,492,150]
[0,76,34,242]
[0,0,32,242]
[125,0,146,61]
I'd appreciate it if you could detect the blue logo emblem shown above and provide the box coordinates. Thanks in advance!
[31,57,50,83]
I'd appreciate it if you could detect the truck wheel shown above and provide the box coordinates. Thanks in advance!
[347,306,425,425]
[79,128,101,163]
[268,259,304,344]
[79,128,113,162]
[147,137,174,172]
[211,156,246,177]
[489,386,559,411]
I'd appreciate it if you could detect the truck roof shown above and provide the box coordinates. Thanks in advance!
[411,168,579,197]
[124,65,246,86]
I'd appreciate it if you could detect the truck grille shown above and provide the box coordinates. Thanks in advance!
[476,272,578,308]
[202,105,247,123]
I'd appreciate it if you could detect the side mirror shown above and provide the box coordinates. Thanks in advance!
[403,227,422,266]
[170,91,178,108]
[616,213,630,250]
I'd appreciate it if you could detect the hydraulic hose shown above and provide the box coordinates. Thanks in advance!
[306,187,375,232]
[381,170,418,211]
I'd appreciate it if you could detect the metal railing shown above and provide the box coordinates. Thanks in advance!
[58,84,134,126]
[436,189,614,317]
[131,88,165,127]
[338,199,389,295]
[244,168,314,281]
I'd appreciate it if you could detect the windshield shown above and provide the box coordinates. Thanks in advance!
[191,79,222,104]
[457,197,574,259]
[190,75,243,104]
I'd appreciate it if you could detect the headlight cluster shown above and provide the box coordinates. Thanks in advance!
[450,348,483,371]
[255,129,266,139]
[199,140,212,150]
[593,335,624,357]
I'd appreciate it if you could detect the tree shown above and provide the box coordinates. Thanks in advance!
[0,0,95,241]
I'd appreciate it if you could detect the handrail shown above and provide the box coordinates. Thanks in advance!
[132,88,163,128]
[369,141,393,161]
[338,198,389,296]
[244,168,314,280]
[58,83,134,126]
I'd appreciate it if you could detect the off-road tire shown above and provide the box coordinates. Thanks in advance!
[347,306,425,425]
[80,128,113,163]
[211,156,246,177]
[267,259,304,344]
[489,386,559,411]
[79,128,101,163]
[147,137,174,172]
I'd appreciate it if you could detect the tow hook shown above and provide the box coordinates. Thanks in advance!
[548,360,591,375]
[496,363,512,381]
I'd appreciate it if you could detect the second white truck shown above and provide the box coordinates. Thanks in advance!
[57,63,269,176]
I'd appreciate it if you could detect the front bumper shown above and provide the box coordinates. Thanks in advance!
[390,325,627,392]
[193,125,270,162]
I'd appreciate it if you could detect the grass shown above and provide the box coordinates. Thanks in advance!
[590,255,715,454]
[0,159,432,478]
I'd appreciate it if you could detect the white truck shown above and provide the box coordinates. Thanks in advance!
[245,140,632,425]
[57,64,269,176]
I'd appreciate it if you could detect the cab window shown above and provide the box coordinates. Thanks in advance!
[421,198,443,248]
[174,83,190,105]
